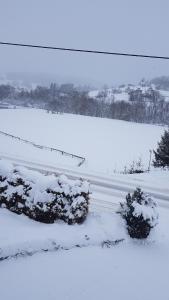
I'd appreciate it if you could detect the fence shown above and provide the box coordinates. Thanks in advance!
[0,130,85,167]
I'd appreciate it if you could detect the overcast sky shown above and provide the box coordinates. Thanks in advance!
[0,0,169,86]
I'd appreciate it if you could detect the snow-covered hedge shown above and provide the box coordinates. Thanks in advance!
[119,188,158,239]
[0,161,90,224]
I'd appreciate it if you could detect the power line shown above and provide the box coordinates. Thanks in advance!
[0,41,169,60]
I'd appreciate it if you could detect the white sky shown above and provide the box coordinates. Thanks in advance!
[0,0,169,86]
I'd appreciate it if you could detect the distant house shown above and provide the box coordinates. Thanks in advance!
[0,103,9,109]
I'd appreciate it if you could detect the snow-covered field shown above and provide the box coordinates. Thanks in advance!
[0,108,165,173]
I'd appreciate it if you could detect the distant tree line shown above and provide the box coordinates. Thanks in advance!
[0,82,169,125]
[150,76,169,90]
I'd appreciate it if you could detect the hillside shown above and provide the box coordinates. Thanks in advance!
[88,83,169,103]
[1,79,169,125]
[0,108,165,173]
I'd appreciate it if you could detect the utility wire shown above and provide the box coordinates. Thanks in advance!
[0,41,169,60]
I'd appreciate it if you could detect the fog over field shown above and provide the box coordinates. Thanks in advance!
[1,0,169,85]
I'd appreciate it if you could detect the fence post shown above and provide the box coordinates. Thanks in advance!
[148,149,152,172]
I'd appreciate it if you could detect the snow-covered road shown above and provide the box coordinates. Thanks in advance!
[1,154,169,212]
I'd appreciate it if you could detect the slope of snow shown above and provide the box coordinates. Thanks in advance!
[159,89,169,101]
[0,109,165,173]
[88,89,129,102]
[114,92,129,102]
[89,84,169,103]
[88,90,100,98]
[0,208,125,259]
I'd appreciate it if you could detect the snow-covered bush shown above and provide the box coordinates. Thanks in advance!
[45,177,89,224]
[0,161,90,224]
[119,188,158,239]
[123,158,145,174]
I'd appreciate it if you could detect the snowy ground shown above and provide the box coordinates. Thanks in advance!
[0,207,169,300]
[0,108,169,300]
[0,108,165,173]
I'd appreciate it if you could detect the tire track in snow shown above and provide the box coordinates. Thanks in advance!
[0,154,169,211]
